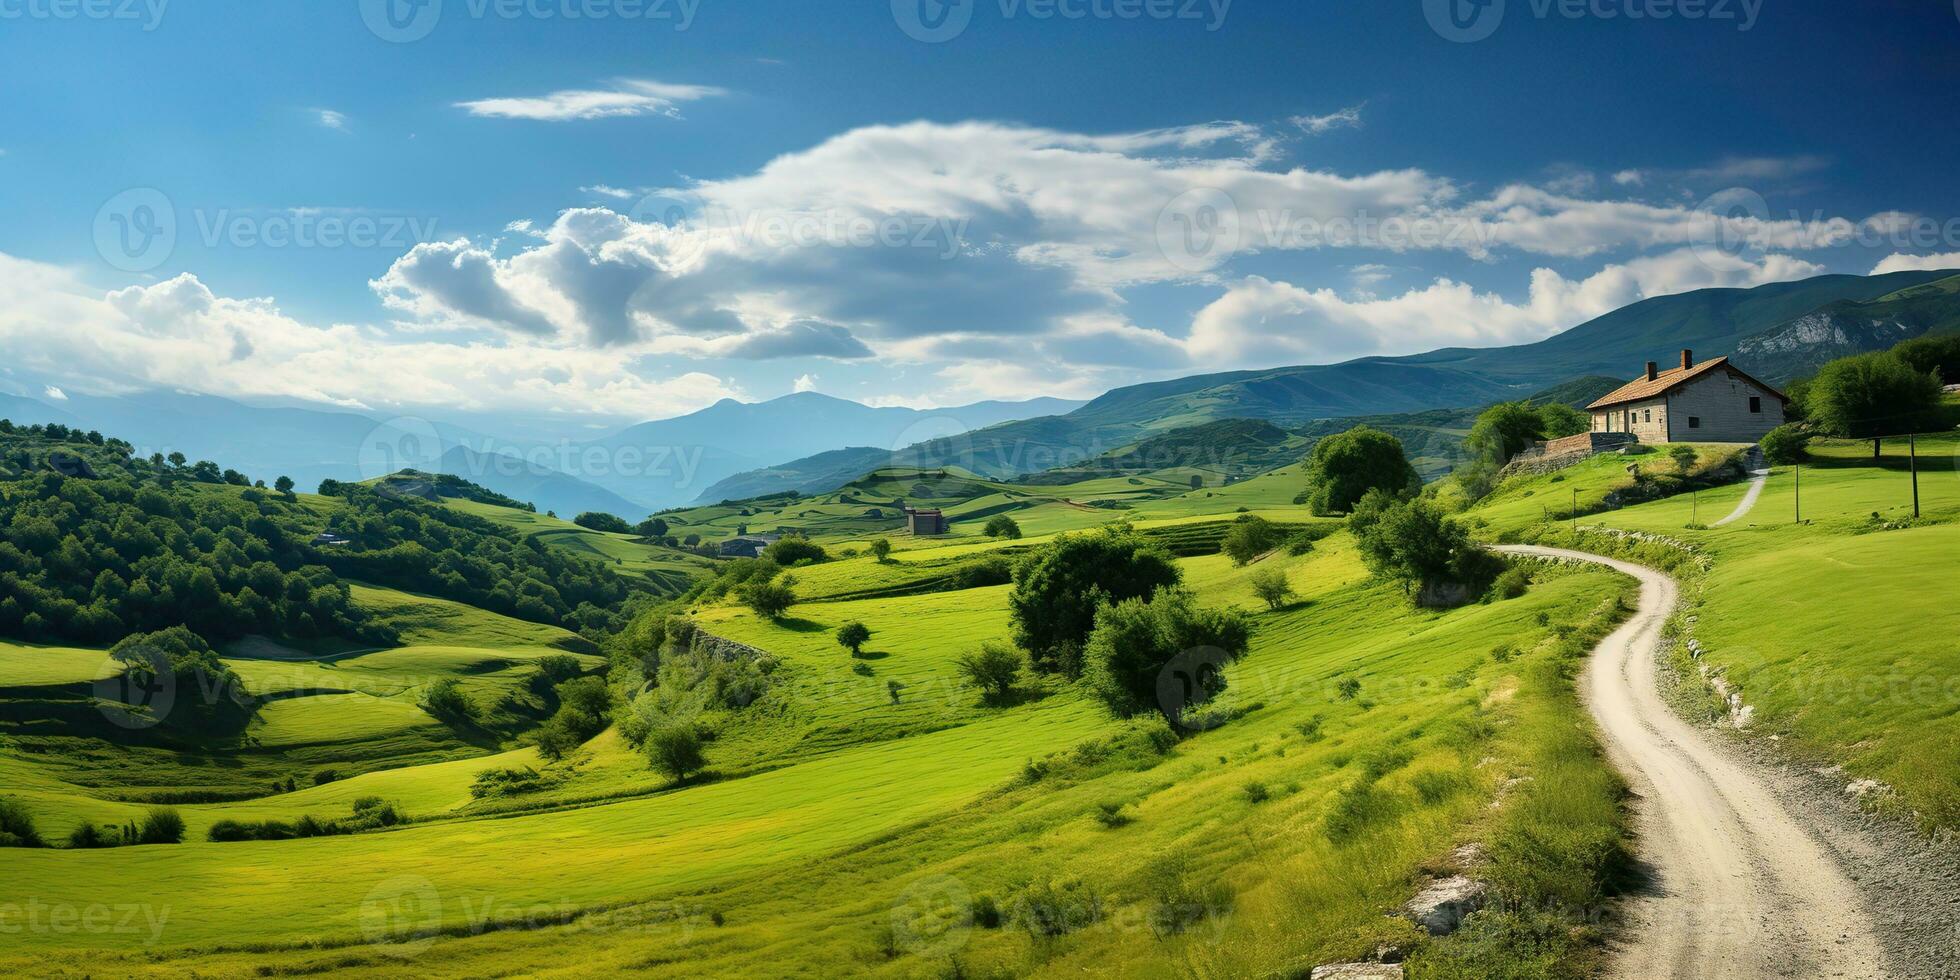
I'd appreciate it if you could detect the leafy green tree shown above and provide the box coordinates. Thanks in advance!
[836,620,872,657]
[954,642,1024,705]
[273,475,295,495]
[984,514,1023,539]
[108,627,255,733]
[1760,423,1810,465]
[1669,445,1698,474]
[1892,331,1960,384]
[869,538,893,563]
[738,575,797,620]
[1082,591,1250,725]
[1536,402,1591,438]
[1220,516,1281,565]
[534,713,583,762]
[634,517,669,539]
[421,678,478,724]
[1458,402,1548,495]
[1806,352,1943,457]
[1249,566,1295,611]
[1008,527,1182,677]
[764,535,827,566]
[1348,490,1497,605]
[573,511,632,534]
[646,724,707,784]
[1302,426,1418,516]
[0,797,43,848]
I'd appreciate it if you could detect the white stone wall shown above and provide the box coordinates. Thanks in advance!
[1666,369,1784,443]
[1590,396,1669,442]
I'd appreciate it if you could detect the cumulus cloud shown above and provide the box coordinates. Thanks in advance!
[456,79,726,121]
[42,385,66,401]
[1870,252,1960,275]
[0,252,739,419]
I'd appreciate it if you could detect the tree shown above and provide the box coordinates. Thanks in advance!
[984,514,1023,540]
[574,511,632,534]
[1220,516,1281,565]
[1892,331,1960,385]
[1537,402,1590,439]
[1458,402,1547,495]
[836,621,872,657]
[1760,423,1810,465]
[1249,566,1295,611]
[1806,352,1943,458]
[533,713,583,762]
[138,807,186,844]
[421,678,478,724]
[1668,445,1698,474]
[1302,426,1418,516]
[646,724,706,784]
[954,642,1024,704]
[764,535,827,566]
[869,538,893,563]
[166,451,186,469]
[273,475,295,495]
[0,797,43,848]
[1081,591,1250,726]
[1348,490,1498,606]
[634,517,670,539]
[739,575,797,620]
[1008,527,1182,677]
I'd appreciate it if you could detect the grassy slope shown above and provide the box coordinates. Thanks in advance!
[3,530,1635,978]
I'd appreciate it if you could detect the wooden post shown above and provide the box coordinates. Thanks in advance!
[1795,463,1801,524]
[1910,432,1920,519]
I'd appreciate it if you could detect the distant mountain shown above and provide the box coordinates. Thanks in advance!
[1292,375,1624,481]
[692,446,896,504]
[0,392,76,427]
[1734,273,1960,382]
[573,392,1084,508]
[434,446,649,520]
[1019,418,1303,486]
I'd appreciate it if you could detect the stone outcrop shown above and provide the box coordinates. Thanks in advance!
[1309,964,1404,980]
[1403,876,1487,936]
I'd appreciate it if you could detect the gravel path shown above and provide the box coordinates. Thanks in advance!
[1711,446,1770,527]
[1497,545,1890,979]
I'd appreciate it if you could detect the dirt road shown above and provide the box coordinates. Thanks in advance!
[1496,545,1887,979]
[1712,447,1771,527]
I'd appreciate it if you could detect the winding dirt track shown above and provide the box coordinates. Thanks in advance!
[1496,545,1887,979]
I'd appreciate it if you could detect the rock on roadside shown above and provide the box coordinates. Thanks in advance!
[1403,876,1487,936]
[1309,964,1404,980]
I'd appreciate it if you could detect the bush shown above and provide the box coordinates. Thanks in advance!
[1760,422,1810,465]
[1349,490,1499,604]
[764,535,827,566]
[138,807,186,844]
[420,677,478,724]
[1092,801,1133,828]
[738,575,797,620]
[869,538,892,562]
[984,514,1023,539]
[948,555,1013,590]
[1220,516,1281,565]
[1668,444,1698,473]
[1285,532,1316,556]
[470,767,561,799]
[1241,781,1270,804]
[954,642,1024,705]
[1489,566,1531,601]
[1302,426,1418,515]
[0,797,42,847]
[67,823,116,848]
[530,654,585,692]
[1082,591,1250,726]
[1892,331,1960,385]
[835,620,872,656]
[573,511,632,534]
[1248,566,1295,611]
[1806,351,1943,453]
[1008,527,1181,676]
[646,724,707,784]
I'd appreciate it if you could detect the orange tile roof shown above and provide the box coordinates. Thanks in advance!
[1586,356,1788,410]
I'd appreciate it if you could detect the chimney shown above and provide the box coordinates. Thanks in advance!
[1680,349,1694,371]
[1645,361,1658,381]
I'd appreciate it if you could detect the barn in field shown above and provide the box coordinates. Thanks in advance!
[1588,349,1788,444]
[903,507,949,536]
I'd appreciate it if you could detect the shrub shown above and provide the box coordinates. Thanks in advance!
[1008,527,1181,676]
[1249,566,1295,611]
[0,797,42,847]
[138,807,185,844]
[312,769,340,786]
[948,555,1013,590]
[1140,855,1233,937]
[1285,532,1316,556]
[420,678,478,724]
[869,538,893,562]
[646,724,708,784]
[1082,591,1250,726]
[738,575,798,620]
[531,654,585,692]
[983,514,1023,539]
[954,642,1024,705]
[1760,423,1810,465]
[470,766,560,799]
[836,621,872,657]
[1336,677,1361,700]
[1092,801,1133,828]
[67,823,116,848]
[1241,781,1270,804]
[764,535,827,566]
[1349,490,1499,604]
[1490,566,1531,601]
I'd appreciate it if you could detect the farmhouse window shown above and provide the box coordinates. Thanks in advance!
[1749,396,1761,413]
[1688,416,1701,429]
[1643,409,1652,423]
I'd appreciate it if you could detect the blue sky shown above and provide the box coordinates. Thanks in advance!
[2,0,1958,423]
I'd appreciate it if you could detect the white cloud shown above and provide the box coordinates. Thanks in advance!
[456,79,727,121]
[42,385,66,401]
[1291,104,1365,136]
[315,109,347,130]
[1870,252,1960,275]
[792,374,817,393]
[0,253,739,420]
[1612,169,1645,186]
[581,184,639,200]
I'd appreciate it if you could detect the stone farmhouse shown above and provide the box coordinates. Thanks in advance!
[1587,350,1788,444]
[903,507,949,536]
